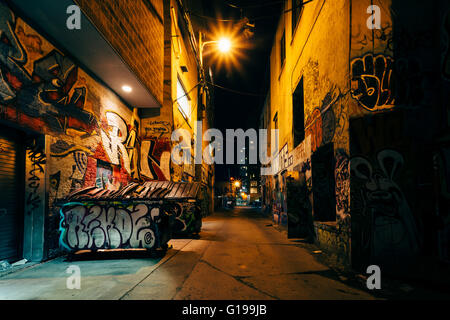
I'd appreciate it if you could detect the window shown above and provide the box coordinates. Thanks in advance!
[292,0,304,36]
[293,77,305,147]
[177,78,190,120]
[280,31,286,68]
[273,112,278,132]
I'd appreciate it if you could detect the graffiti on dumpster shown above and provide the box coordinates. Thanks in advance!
[59,200,201,251]
[59,203,161,251]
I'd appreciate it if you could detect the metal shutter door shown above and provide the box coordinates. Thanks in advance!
[0,130,20,261]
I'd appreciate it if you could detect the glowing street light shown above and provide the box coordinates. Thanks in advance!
[200,36,233,66]
[234,180,241,188]
[217,37,231,53]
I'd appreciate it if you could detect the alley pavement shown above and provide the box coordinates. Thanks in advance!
[0,207,376,300]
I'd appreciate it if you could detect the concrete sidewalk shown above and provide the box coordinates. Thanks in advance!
[0,208,377,300]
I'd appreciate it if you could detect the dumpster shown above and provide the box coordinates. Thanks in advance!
[58,181,203,253]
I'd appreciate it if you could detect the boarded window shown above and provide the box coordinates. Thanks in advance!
[293,77,305,148]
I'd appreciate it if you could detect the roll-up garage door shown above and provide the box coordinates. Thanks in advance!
[0,128,22,262]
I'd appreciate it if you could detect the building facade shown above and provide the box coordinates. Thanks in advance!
[0,0,213,263]
[260,0,450,278]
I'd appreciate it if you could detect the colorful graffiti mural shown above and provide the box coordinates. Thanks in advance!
[0,2,172,200]
[0,4,97,135]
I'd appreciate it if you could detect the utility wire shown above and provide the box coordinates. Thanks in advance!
[226,1,285,10]
[207,81,264,97]
[188,0,313,22]
[172,82,201,104]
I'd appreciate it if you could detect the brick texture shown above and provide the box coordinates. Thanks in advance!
[75,0,164,106]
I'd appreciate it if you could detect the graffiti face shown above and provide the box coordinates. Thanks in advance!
[350,149,420,260]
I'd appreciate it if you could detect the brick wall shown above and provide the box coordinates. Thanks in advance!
[75,0,164,106]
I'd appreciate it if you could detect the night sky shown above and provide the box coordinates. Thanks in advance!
[197,0,283,181]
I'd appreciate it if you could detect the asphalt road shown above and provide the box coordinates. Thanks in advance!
[0,207,375,300]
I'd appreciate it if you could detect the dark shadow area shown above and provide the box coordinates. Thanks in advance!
[65,248,168,262]
[172,234,201,240]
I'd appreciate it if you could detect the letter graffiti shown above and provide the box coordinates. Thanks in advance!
[26,141,46,216]
[140,139,171,180]
[351,54,395,111]
[101,111,131,174]
[59,203,160,251]
[101,112,171,181]
[144,121,171,139]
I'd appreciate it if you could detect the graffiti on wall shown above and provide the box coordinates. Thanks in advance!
[350,149,421,262]
[335,149,350,222]
[100,111,171,181]
[0,10,97,136]
[351,22,433,56]
[140,138,171,181]
[305,85,341,152]
[100,111,133,174]
[350,54,395,111]
[49,139,90,200]
[144,121,171,139]
[0,2,173,200]
[25,138,46,216]
[95,161,113,189]
[304,68,347,152]
[351,54,427,111]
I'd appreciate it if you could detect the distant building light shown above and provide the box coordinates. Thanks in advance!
[122,85,132,93]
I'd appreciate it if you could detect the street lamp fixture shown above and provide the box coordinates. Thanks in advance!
[200,36,233,66]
